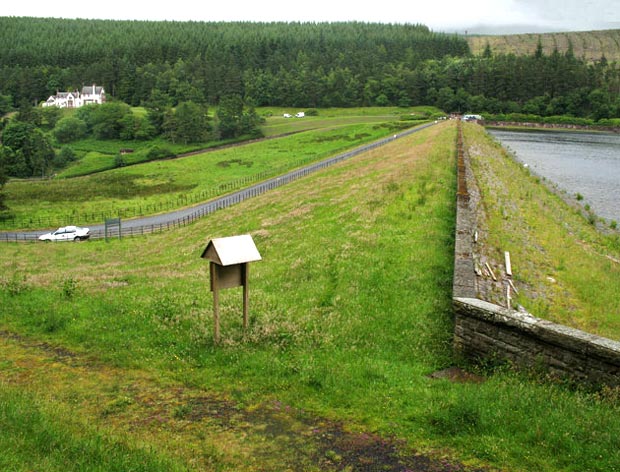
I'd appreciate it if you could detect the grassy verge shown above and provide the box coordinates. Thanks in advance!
[484,124,615,134]
[1,121,619,471]
[465,122,620,339]
[57,136,242,178]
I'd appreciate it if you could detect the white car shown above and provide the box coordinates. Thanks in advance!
[39,226,90,242]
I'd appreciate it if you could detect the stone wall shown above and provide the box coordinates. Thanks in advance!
[453,297,620,386]
[452,121,620,387]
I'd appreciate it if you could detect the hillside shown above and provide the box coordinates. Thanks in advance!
[467,29,620,63]
[0,17,468,108]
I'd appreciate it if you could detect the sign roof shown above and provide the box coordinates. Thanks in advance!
[201,234,262,266]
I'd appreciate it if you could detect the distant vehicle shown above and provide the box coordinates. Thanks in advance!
[295,111,305,118]
[39,226,90,242]
[463,114,483,122]
[283,113,292,118]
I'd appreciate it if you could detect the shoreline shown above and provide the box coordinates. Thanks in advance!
[484,120,620,134]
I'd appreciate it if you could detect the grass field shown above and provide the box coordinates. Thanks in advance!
[2,120,415,230]
[1,121,620,471]
[57,137,228,178]
[467,29,620,63]
[1,107,436,230]
[259,106,440,135]
[51,106,438,178]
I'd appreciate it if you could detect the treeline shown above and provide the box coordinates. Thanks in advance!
[0,18,618,118]
[0,18,466,108]
[419,47,620,120]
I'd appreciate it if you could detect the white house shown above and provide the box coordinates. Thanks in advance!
[80,84,106,106]
[43,84,106,108]
[43,91,80,109]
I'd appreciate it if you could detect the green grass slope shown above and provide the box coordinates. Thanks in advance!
[2,122,410,230]
[1,122,619,471]
[2,108,434,231]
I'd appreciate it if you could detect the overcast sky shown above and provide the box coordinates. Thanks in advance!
[2,0,619,34]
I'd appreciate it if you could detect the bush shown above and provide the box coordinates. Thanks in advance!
[543,115,594,126]
[52,147,77,168]
[596,118,620,127]
[114,154,126,168]
[399,114,427,122]
[53,116,88,143]
[485,113,543,123]
[146,146,174,161]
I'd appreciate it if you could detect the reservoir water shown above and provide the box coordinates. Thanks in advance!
[487,129,620,222]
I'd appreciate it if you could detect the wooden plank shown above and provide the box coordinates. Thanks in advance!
[243,264,249,331]
[509,279,519,295]
[506,285,512,308]
[505,251,512,277]
[210,262,220,344]
[485,262,497,281]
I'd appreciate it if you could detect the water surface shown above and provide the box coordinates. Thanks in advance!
[487,129,620,222]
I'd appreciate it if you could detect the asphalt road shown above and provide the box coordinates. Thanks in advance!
[1,122,436,242]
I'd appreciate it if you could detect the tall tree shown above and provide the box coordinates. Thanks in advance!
[215,95,262,139]
[1,121,55,177]
[164,101,210,144]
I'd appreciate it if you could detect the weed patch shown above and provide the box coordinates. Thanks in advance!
[217,158,254,168]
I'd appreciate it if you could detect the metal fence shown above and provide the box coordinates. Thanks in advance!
[1,123,434,243]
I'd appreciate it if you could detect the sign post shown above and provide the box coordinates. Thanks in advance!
[201,235,261,343]
[105,217,122,241]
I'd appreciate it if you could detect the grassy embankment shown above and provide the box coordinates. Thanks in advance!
[464,122,620,340]
[2,118,417,230]
[259,106,440,136]
[1,121,619,471]
[467,29,620,63]
[57,106,432,179]
[2,107,434,231]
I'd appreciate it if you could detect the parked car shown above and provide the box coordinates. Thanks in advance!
[38,226,90,242]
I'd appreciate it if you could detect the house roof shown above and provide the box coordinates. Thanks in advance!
[81,85,104,95]
[201,234,262,266]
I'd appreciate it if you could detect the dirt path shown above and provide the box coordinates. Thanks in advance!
[0,330,488,471]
